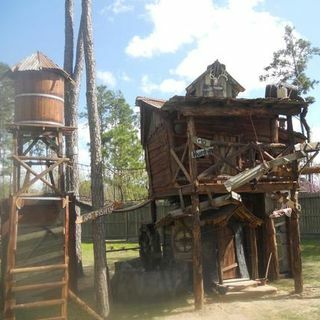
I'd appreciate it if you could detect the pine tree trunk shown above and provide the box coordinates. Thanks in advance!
[82,0,110,317]
[64,0,85,281]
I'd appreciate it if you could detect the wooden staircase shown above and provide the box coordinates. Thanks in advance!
[3,196,69,320]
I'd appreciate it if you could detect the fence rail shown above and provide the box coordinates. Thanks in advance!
[81,193,320,240]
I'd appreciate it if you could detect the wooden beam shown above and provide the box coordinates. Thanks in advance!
[271,117,279,143]
[16,158,65,195]
[187,116,204,310]
[12,299,65,310]
[69,290,104,320]
[249,227,259,279]
[287,116,303,294]
[301,166,320,174]
[10,264,67,274]
[12,281,66,293]
[264,217,280,280]
[178,105,301,117]
[173,142,188,182]
[12,155,62,195]
[191,194,204,309]
[170,148,192,183]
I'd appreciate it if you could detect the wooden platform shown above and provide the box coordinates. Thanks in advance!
[215,278,277,299]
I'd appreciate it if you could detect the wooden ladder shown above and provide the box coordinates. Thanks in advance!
[3,196,69,320]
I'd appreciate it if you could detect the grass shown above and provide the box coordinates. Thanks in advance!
[272,236,320,292]
[3,237,320,319]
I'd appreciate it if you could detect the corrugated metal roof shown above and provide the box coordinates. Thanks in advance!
[136,96,166,109]
[9,51,71,79]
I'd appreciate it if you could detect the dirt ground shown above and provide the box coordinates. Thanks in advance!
[77,239,320,320]
[78,266,320,320]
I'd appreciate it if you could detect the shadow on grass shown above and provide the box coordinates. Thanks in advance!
[109,294,194,320]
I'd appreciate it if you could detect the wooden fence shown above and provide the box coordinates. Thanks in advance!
[81,193,320,240]
[81,203,170,241]
[299,192,320,235]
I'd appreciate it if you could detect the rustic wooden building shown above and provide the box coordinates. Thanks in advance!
[136,60,315,308]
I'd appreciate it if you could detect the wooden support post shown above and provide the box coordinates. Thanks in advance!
[290,189,303,293]
[151,199,157,224]
[264,217,280,280]
[4,196,18,320]
[187,116,204,310]
[287,115,303,293]
[271,117,279,143]
[68,194,78,291]
[191,193,204,309]
[216,227,224,285]
[61,196,69,318]
[249,227,259,279]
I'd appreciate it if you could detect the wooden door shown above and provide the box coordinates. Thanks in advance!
[220,226,238,279]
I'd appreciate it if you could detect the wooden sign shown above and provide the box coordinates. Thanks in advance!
[192,147,214,159]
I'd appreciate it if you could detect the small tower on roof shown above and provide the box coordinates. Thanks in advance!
[186,60,245,98]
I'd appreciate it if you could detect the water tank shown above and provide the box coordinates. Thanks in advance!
[8,52,69,127]
[14,70,65,126]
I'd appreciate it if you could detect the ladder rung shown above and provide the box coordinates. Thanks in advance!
[12,298,66,310]
[37,317,66,320]
[12,281,66,292]
[10,264,67,274]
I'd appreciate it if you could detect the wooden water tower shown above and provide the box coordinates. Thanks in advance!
[2,52,73,320]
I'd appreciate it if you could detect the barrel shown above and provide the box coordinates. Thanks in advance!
[14,70,65,126]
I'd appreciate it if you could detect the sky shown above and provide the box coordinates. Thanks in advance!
[1,0,320,165]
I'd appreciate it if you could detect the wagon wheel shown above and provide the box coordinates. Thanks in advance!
[173,227,192,254]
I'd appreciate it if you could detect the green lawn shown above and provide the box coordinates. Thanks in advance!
[3,237,320,320]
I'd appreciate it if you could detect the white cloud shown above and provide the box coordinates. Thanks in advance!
[78,121,90,166]
[100,0,133,15]
[141,75,186,94]
[120,71,132,82]
[97,70,117,87]
[311,126,320,164]
[126,0,291,94]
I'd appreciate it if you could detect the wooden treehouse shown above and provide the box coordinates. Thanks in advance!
[0,52,77,320]
[136,60,319,307]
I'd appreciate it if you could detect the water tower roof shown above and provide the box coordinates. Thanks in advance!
[9,51,71,80]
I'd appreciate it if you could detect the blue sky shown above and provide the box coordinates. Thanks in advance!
[1,0,319,163]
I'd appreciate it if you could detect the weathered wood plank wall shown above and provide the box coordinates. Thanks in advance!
[299,192,320,235]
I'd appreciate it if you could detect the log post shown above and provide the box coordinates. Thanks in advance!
[187,116,204,310]
[289,190,303,293]
[287,115,303,293]
[216,227,224,285]
[271,117,279,143]
[249,227,259,279]
[150,199,157,224]
[264,217,280,280]
[191,194,204,309]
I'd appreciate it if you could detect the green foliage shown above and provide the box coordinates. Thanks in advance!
[0,62,14,198]
[260,25,320,102]
[97,85,147,202]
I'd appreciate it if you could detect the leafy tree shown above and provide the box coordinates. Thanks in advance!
[260,25,320,104]
[97,85,147,202]
[0,63,14,198]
